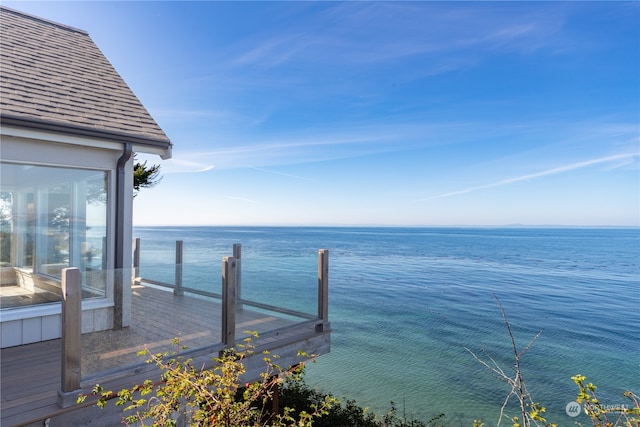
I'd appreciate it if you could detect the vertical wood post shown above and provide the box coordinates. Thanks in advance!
[271,380,280,417]
[222,256,236,346]
[58,267,81,407]
[133,238,140,280]
[233,244,242,309]
[174,240,184,296]
[317,249,329,332]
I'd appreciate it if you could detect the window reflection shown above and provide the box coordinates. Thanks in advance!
[0,163,108,309]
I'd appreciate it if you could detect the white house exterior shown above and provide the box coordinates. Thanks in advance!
[0,7,172,347]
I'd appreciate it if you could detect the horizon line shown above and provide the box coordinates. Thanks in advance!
[132,223,639,229]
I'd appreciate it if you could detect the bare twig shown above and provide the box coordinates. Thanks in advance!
[467,295,545,427]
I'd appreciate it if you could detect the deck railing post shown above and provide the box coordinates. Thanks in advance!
[174,240,184,296]
[316,249,329,332]
[233,244,242,310]
[133,237,140,282]
[222,256,237,346]
[58,267,82,408]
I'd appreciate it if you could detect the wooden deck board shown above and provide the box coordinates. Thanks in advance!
[0,284,324,427]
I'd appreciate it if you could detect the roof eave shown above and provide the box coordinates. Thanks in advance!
[0,114,173,159]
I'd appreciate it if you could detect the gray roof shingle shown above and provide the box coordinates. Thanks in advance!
[0,6,172,149]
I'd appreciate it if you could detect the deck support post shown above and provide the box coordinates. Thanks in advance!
[174,240,184,296]
[222,256,237,346]
[133,237,140,282]
[270,379,280,417]
[316,249,329,332]
[233,244,242,310]
[58,267,82,408]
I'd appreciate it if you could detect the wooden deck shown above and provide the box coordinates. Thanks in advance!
[0,284,330,427]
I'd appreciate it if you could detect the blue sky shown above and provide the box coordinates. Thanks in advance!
[6,1,639,226]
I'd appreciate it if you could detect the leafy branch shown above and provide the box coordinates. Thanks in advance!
[572,374,640,427]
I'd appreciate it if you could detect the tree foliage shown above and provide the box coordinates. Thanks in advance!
[133,156,161,196]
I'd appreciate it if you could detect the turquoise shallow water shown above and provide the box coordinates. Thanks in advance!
[134,226,640,426]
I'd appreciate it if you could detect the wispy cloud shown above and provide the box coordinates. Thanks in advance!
[250,167,316,182]
[161,158,214,174]
[415,152,639,203]
[231,34,309,69]
[222,195,258,204]
[226,2,568,71]
[151,108,236,120]
[179,128,400,169]
[165,117,639,173]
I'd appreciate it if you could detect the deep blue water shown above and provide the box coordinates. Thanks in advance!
[133,226,640,426]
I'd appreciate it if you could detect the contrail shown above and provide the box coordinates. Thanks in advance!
[415,152,639,202]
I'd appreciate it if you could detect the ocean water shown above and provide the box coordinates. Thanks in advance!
[133,226,640,426]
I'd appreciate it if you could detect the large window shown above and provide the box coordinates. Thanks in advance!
[0,162,108,309]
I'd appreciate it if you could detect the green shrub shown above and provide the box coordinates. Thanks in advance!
[572,374,639,427]
[78,334,335,426]
[279,375,445,427]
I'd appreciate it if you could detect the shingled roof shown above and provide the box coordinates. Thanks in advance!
[0,6,172,150]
